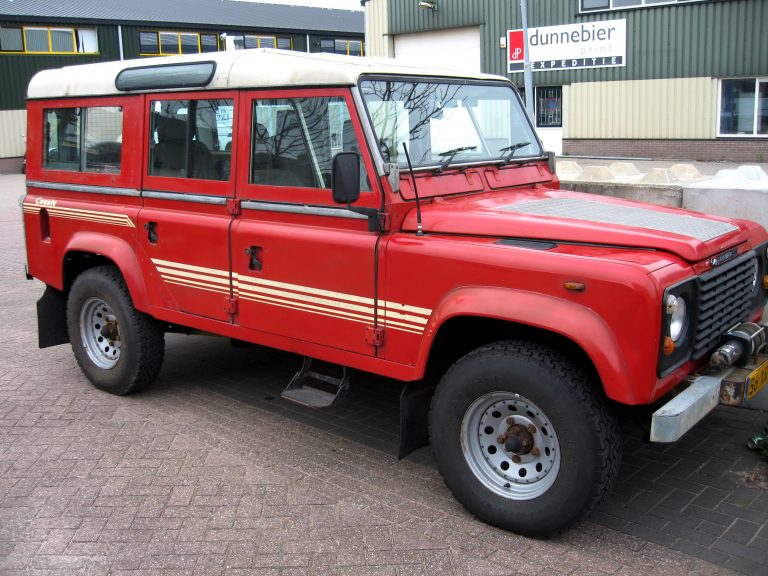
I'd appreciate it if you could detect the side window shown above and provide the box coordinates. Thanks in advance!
[43,107,123,173]
[250,96,370,191]
[149,99,233,181]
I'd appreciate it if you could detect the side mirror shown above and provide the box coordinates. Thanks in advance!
[331,152,361,205]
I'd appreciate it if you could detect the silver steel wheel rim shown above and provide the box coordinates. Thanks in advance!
[79,297,121,369]
[461,391,560,500]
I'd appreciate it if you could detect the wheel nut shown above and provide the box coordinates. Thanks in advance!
[531,447,540,457]
[497,435,506,444]
[527,424,537,433]
[506,417,515,425]
[511,455,521,464]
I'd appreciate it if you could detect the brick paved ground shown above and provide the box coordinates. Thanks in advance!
[1,173,767,575]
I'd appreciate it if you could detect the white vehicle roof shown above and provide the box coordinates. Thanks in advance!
[27,49,507,99]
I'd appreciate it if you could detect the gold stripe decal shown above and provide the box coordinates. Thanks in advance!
[23,203,135,228]
[151,259,432,335]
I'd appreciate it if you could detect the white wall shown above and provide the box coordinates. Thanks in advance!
[0,110,27,158]
[394,27,481,73]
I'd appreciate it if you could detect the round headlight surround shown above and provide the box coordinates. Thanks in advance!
[666,294,687,343]
[750,259,759,293]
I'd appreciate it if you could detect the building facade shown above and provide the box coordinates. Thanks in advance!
[364,0,767,161]
[0,0,364,164]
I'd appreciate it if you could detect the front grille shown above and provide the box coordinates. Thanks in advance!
[693,252,757,358]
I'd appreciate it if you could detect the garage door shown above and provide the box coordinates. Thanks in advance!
[394,27,481,73]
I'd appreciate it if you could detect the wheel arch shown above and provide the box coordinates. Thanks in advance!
[63,232,151,312]
[415,286,636,404]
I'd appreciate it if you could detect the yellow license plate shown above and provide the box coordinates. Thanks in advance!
[747,360,768,399]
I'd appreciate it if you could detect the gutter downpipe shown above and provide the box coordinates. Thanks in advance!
[117,24,124,60]
[520,0,534,122]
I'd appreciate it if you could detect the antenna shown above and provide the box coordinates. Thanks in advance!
[401,143,424,236]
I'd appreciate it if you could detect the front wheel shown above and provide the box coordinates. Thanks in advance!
[67,265,164,395]
[430,340,620,537]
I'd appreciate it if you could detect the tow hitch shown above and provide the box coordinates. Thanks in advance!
[651,322,768,442]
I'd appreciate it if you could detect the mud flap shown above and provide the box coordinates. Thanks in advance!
[399,380,435,459]
[37,285,69,348]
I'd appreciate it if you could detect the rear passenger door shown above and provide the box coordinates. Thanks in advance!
[231,88,382,356]
[139,92,239,322]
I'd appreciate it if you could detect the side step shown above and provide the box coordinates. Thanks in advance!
[281,357,349,408]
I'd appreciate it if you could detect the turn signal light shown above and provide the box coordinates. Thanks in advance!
[563,281,586,292]
[763,275,768,289]
[663,336,675,356]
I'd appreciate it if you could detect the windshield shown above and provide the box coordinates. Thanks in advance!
[360,78,541,169]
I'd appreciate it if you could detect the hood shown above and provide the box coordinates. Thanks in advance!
[401,188,750,262]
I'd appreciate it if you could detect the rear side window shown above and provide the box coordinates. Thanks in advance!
[148,99,233,181]
[43,107,123,173]
[250,96,370,190]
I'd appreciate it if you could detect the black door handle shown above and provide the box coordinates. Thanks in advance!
[245,246,263,271]
[144,222,158,244]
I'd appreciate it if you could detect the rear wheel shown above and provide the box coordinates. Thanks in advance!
[67,266,164,395]
[429,340,620,537]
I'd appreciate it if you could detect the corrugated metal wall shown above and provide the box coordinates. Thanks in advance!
[384,0,768,85]
[365,0,394,58]
[0,110,26,157]
[0,25,119,110]
[566,77,715,138]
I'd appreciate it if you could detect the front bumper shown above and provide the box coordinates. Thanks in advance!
[650,352,768,442]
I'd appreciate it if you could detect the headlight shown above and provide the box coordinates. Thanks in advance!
[658,281,696,377]
[666,294,687,343]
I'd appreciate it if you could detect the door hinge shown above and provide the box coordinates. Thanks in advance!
[226,199,241,216]
[365,326,384,347]
[378,212,390,231]
[224,296,239,315]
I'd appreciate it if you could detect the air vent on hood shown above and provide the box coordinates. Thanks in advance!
[502,198,737,242]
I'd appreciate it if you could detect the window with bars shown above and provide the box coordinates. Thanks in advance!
[581,0,706,11]
[0,25,98,54]
[535,87,562,128]
[319,38,364,57]
[139,31,219,55]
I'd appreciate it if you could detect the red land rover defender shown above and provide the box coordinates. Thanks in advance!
[22,50,768,536]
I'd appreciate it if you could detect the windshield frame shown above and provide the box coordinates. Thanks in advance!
[357,74,545,173]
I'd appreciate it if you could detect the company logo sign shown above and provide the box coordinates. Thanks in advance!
[508,19,626,73]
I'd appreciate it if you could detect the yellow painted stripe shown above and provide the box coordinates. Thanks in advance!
[240,293,422,335]
[381,300,432,317]
[152,258,230,278]
[241,291,374,323]
[53,214,134,227]
[238,275,432,318]
[155,266,230,288]
[238,275,376,307]
[23,203,135,228]
[239,287,426,333]
[164,277,230,295]
[239,284,375,316]
[152,258,431,332]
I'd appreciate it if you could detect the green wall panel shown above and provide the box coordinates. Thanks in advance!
[386,0,767,85]
[0,25,119,110]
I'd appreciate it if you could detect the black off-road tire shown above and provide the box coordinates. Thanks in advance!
[66,265,164,395]
[429,340,620,537]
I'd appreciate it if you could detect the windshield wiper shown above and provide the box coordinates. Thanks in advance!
[498,142,531,165]
[434,146,477,173]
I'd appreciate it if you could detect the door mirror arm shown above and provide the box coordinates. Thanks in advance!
[332,151,382,232]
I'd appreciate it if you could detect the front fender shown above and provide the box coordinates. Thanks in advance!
[64,232,151,313]
[416,286,638,404]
